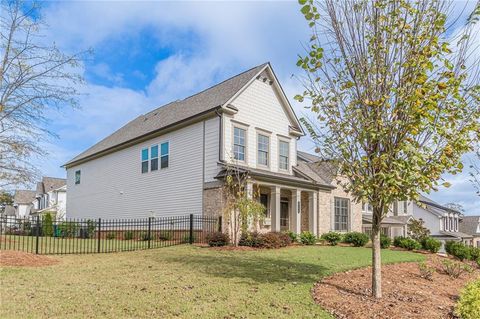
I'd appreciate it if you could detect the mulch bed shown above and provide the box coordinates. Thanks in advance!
[0,250,59,267]
[312,254,480,319]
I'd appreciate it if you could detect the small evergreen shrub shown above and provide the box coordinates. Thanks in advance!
[393,236,406,247]
[239,231,263,247]
[455,279,480,319]
[123,231,134,240]
[284,230,298,243]
[421,237,441,253]
[395,237,421,250]
[418,261,435,281]
[445,241,471,261]
[206,232,229,247]
[238,232,291,248]
[158,231,172,241]
[299,231,317,245]
[41,213,54,237]
[467,246,480,261]
[139,232,152,241]
[343,232,369,247]
[321,232,343,246]
[106,232,116,240]
[58,221,79,237]
[380,235,391,249]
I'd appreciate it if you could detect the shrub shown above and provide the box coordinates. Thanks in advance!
[455,279,480,319]
[299,231,316,245]
[380,234,391,249]
[467,246,480,261]
[395,237,421,250]
[239,232,263,247]
[58,221,79,237]
[206,232,229,247]
[238,232,291,248]
[260,232,285,249]
[106,232,116,240]
[284,230,298,243]
[407,219,430,242]
[123,231,134,240]
[446,241,471,261]
[441,259,472,278]
[181,233,195,243]
[421,237,441,253]
[477,257,480,268]
[343,232,369,247]
[418,261,435,281]
[321,232,343,246]
[393,236,406,247]
[41,213,54,237]
[276,232,292,247]
[158,231,172,241]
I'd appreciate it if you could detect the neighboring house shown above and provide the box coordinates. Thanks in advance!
[2,205,16,217]
[31,177,67,219]
[64,63,363,236]
[459,216,480,248]
[12,190,36,218]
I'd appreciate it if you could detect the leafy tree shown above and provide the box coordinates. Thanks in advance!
[296,0,480,298]
[0,191,13,213]
[0,0,87,188]
[407,219,430,242]
[470,148,480,196]
[41,212,54,237]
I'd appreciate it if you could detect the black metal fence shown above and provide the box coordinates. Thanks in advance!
[0,214,221,255]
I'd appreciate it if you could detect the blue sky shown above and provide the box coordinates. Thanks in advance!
[32,1,479,214]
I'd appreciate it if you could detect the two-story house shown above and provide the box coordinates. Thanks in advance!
[12,190,36,218]
[459,216,480,247]
[64,63,363,236]
[31,177,67,219]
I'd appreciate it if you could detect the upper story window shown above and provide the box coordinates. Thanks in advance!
[233,127,246,162]
[75,170,81,185]
[279,140,289,170]
[334,197,349,231]
[257,134,269,166]
[393,201,407,215]
[141,148,149,173]
[151,145,159,171]
[362,202,373,214]
[160,142,169,169]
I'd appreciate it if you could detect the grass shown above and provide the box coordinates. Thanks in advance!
[0,245,424,318]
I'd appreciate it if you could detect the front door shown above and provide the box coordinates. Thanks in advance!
[280,200,289,230]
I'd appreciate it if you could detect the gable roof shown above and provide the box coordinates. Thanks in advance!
[417,195,461,216]
[13,190,36,205]
[40,177,66,194]
[297,150,322,163]
[65,63,278,167]
[459,216,480,236]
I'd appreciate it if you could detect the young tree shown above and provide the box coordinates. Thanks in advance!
[296,0,480,298]
[0,0,87,188]
[407,219,430,242]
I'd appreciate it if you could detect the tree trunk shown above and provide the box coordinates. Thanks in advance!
[371,228,382,298]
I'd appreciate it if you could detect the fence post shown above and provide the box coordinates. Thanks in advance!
[189,214,194,244]
[148,217,152,249]
[97,218,101,253]
[218,216,222,232]
[35,215,40,254]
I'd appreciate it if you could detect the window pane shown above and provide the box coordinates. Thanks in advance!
[334,198,349,231]
[151,145,158,158]
[161,155,169,168]
[141,161,148,173]
[279,141,289,156]
[161,142,169,156]
[258,151,267,166]
[151,158,158,171]
[75,170,81,185]
[142,148,149,161]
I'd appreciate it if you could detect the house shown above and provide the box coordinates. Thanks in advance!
[31,177,67,219]
[459,216,480,247]
[64,62,363,236]
[12,190,36,218]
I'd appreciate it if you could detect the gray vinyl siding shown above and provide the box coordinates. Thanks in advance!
[66,121,205,219]
[204,116,220,182]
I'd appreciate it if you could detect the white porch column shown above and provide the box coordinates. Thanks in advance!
[292,189,301,234]
[246,181,253,199]
[309,191,318,236]
[270,186,281,231]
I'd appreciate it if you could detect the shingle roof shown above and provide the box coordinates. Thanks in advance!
[459,216,480,236]
[297,150,322,163]
[42,177,66,192]
[362,214,411,225]
[3,205,15,216]
[13,190,36,205]
[65,63,270,166]
[418,194,460,214]
[294,162,332,186]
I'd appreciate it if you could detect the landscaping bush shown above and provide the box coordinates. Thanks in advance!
[394,237,421,250]
[181,233,195,243]
[393,236,406,247]
[239,232,263,247]
[299,231,317,245]
[321,232,343,246]
[467,246,480,261]
[455,279,480,319]
[441,259,473,278]
[42,213,54,237]
[106,232,116,240]
[380,234,391,249]
[421,237,441,253]
[418,261,435,281]
[343,232,369,247]
[139,232,152,241]
[284,230,298,243]
[158,231,172,241]
[206,232,229,247]
[238,232,291,248]
[58,221,79,237]
[260,232,285,249]
[445,241,471,261]
[123,231,134,240]
[276,232,292,247]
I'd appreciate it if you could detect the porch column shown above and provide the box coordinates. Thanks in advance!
[309,191,318,236]
[292,189,301,234]
[246,181,253,199]
[270,186,281,231]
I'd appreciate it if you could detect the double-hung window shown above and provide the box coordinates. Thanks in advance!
[141,148,149,173]
[75,170,81,185]
[151,145,159,171]
[334,197,349,231]
[257,134,269,166]
[160,142,169,169]
[279,140,289,170]
[233,127,246,161]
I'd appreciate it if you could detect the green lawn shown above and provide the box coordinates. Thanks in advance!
[0,245,424,318]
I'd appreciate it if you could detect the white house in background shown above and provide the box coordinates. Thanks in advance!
[459,216,480,247]
[12,190,36,218]
[31,177,67,219]
[64,63,364,236]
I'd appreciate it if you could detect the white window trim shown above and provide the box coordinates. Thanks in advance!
[160,141,170,170]
[277,137,290,172]
[333,197,350,232]
[232,124,248,164]
[74,170,81,185]
[256,131,271,168]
